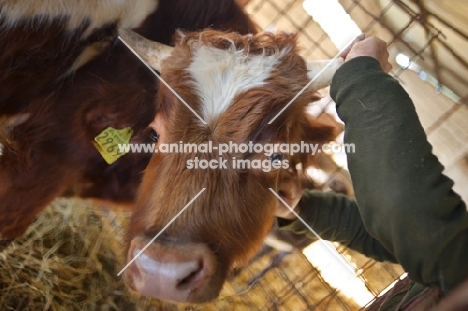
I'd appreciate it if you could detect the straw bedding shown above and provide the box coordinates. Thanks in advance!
[0,198,401,310]
[0,198,165,310]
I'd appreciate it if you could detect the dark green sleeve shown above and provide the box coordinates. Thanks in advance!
[279,190,397,263]
[330,56,468,292]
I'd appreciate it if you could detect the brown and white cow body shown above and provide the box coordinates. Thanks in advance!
[0,0,342,304]
[0,0,257,237]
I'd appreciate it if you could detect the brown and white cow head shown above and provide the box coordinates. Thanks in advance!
[120,29,342,303]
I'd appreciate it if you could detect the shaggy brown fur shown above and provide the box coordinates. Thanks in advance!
[126,30,336,302]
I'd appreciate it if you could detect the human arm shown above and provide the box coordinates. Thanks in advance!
[330,38,468,292]
[279,189,398,263]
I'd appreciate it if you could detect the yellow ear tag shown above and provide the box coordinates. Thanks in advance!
[93,127,134,165]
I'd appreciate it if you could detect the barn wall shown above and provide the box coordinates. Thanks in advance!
[338,0,468,202]
[398,69,468,202]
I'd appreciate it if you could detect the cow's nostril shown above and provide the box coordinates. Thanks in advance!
[127,239,216,302]
[130,252,205,301]
[176,260,204,290]
[130,254,143,283]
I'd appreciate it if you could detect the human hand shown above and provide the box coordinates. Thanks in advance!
[275,171,302,220]
[341,34,393,73]
[435,278,468,311]
[276,195,301,220]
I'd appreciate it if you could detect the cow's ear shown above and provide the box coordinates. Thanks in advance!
[302,113,342,144]
[1,113,30,132]
[80,83,156,139]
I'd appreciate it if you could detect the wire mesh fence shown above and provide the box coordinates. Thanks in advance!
[187,0,468,310]
[2,0,467,310]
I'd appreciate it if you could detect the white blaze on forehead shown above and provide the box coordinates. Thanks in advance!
[0,0,159,32]
[186,44,291,123]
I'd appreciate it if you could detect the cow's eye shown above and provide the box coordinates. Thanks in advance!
[270,153,283,163]
[149,129,159,142]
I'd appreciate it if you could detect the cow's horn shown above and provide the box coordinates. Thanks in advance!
[118,28,174,72]
[307,58,344,90]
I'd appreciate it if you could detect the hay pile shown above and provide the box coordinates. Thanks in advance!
[0,198,401,310]
[0,198,165,310]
